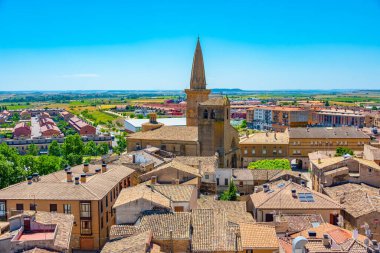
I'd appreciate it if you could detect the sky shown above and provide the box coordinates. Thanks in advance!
[0,0,380,91]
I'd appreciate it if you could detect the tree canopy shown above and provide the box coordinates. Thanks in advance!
[220,179,238,201]
[335,147,354,156]
[248,159,291,170]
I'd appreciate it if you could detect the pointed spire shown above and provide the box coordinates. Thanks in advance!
[190,37,206,89]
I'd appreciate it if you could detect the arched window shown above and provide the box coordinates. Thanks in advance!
[210,110,216,119]
[203,109,208,119]
[227,109,229,120]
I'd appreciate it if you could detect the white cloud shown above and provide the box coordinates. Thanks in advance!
[57,73,100,78]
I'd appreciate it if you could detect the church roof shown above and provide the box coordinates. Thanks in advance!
[127,126,198,142]
[190,38,207,90]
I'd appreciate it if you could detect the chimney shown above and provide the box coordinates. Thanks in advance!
[322,234,330,247]
[301,181,306,187]
[102,163,107,173]
[66,171,73,182]
[74,177,80,185]
[64,166,71,172]
[80,174,86,183]
[95,168,101,174]
[151,176,157,185]
[274,133,277,139]
[291,189,297,198]
[83,162,89,173]
[318,158,321,164]
[132,154,136,163]
[148,113,157,124]
[27,176,33,185]
[174,179,180,185]
[198,160,202,176]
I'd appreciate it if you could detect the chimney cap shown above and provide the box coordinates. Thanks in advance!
[74,176,80,180]
[95,168,101,173]
[80,174,86,177]
[102,162,107,166]
[66,171,72,175]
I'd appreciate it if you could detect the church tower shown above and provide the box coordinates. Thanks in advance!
[185,38,211,127]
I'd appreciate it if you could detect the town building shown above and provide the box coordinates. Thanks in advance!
[280,223,375,253]
[68,116,96,136]
[215,168,309,195]
[110,212,192,252]
[310,156,380,192]
[239,132,289,167]
[0,211,73,253]
[288,127,370,169]
[0,110,11,124]
[323,183,380,241]
[127,38,241,168]
[12,122,31,138]
[311,108,367,127]
[363,144,380,165]
[20,110,31,120]
[0,162,137,251]
[247,181,342,223]
[59,111,73,121]
[113,183,197,224]
[246,106,310,131]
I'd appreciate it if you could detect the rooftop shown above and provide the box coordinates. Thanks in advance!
[250,181,342,210]
[239,223,279,249]
[196,196,254,224]
[125,117,186,128]
[140,160,202,182]
[0,163,135,201]
[240,132,289,145]
[101,230,153,253]
[191,209,242,252]
[128,125,198,142]
[288,127,370,139]
[173,155,218,174]
[274,214,325,234]
[323,183,380,218]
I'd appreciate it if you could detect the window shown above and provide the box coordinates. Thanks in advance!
[251,149,255,155]
[80,220,92,235]
[106,195,108,207]
[101,216,104,229]
[110,191,113,202]
[30,203,36,211]
[106,211,109,223]
[210,110,216,119]
[80,202,91,218]
[216,178,220,186]
[16,204,24,211]
[63,204,71,214]
[369,168,373,173]
[50,204,57,212]
[224,178,228,186]
[262,149,267,155]
[100,200,103,213]
[244,148,248,155]
[273,149,277,155]
[205,174,209,180]
[203,109,208,119]
[0,202,6,217]
[278,149,282,154]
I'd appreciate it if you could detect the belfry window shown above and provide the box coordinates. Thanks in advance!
[203,109,208,119]
[210,110,216,119]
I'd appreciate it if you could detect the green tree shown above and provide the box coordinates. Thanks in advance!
[220,179,238,201]
[97,143,109,156]
[372,106,378,110]
[248,159,291,170]
[12,112,20,121]
[240,120,247,129]
[84,141,98,156]
[325,100,330,106]
[335,147,354,156]
[61,134,84,165]
[26,144,39,156]
[48,140,61,156]
[115,135,127,154]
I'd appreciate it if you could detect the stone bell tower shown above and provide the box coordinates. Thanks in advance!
[185,38,210,127]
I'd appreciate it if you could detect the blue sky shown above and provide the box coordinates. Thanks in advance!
[1,0,380,91]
